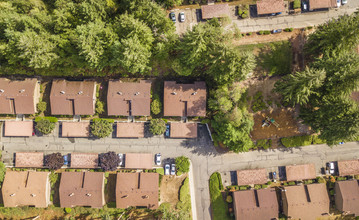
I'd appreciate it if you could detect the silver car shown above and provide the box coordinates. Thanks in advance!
[179,12,185,22]
[171,164,176,175]
[118,153,123,166]
[155,153,161,165]
[165,164,170,175]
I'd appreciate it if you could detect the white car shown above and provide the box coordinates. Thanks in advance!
[328,162,335,175]
[171,164,176,175]
[155,153,161,165]
[118,153,123,166]
[165,164,170,175]
[179,12,185,22]
[342,0,347,4]
[336,0,341,7]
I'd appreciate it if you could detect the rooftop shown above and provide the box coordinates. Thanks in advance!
[4,121,33,137]
[309,0,336,10]
[201,4,229,19]
[286,163,316,181]
[124,153,153,169]
[170,123,198,138]
[116,122,145,138]
[338,160,359,176]
[256,0,285,15]
[61,121,90,138]
[334,180,359,216]
[15,152,44,168]
[70,153,99,169]
[236,168,268,186]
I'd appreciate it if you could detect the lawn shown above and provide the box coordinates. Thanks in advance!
[209,172,231,220]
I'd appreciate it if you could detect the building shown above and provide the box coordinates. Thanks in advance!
[164,81,206,117]
[59,172,105,208]
[116,172,159,209]
[124,153,153,169]
[334,180,359,216]
[107,80,151,116]
[61,121,91,138]
[170,123,198,138]
[201,4,230,19]
[309,0,336,10]
[116,122,145,138]
[50,80,96,115]
[70,153,99,169]
[233,188,278,220]
[2,171,50,208]
[15,152,44,168]
[338,160,359,176]
[286,163,316,181]
[4,121,33,137]
[0,78,40,115]
[256,0,285,15]
[236,168,268,186]
[281,184,330,220]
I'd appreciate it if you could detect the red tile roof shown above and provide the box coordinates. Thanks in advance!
[257,0,285,15]
[201,4,230,19]
[334,180,359,216]
[116,122,145,138]
[59,172,105,208]
[338,160,359,176]
[164,81,207,117]
[61,121,90,138]
[50,80,96,115]
[170,123,197,138]
[15,152,43,168]
[70,153,99,169]
[116,173,159,209]
[309,0,336,10]
[286,164,316,181]
[0,78,39,115]
[4,121,33,137]
[236,168,268,186]
[2,171,50,208]
[125,153,153,169]
[107,80,151,116]
[233,189,278,220]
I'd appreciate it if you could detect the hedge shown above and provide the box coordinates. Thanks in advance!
[281,135,313,147]
[35,116,58,123]
[209,172,230,220]
[256,139,272,150]
[92,118,115,123]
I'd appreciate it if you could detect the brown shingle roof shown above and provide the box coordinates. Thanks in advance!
[61,121,90,137]
[116,173,159,209]
[201,4,230,19]
[0,78,39,115]
[59,172,105,208]
[170,122,198,138]
[338,160,359,176]
[50,80,96,115]
[107,80,151,116]
[309,0,336,10]
[281,184,329,220]
[236,169,268,186]
[125,153,153,169]
[334,180,359,216]
[70,153,99,168]
[233,189,278,220]
[4,121,33,137]
[116,122,145,138]
[15,152,43,168]
[286,163,316,181]
[2,171,50,208]
[164,81,206,117]
[257,0,285,15]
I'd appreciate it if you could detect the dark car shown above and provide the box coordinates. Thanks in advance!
[63,155,69,166]
[272,29,282,34]
[165,124,170,137]
[170,12,176,23]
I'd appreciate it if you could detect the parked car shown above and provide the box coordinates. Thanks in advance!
[118,153,123,166]
[272,29,282,34]
[342,0,347,4]
[339,142,344,145]
[336,0,341,7]
[302,1,308,11]
[170,12,176,23]
[171,164,176,175]
[63,155,69,166]
[165,164,170,175]
[165,124,170,137]
[328,162,335,175]
[155,153,161,165]
[179,12,185,22]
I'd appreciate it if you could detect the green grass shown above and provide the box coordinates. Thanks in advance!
[176,178,192,219]
[209,172,230,220]
[281,135,313,148]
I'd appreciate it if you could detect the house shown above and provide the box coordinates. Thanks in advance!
[0,78,40,115]
[2,171,50,208]
[309,0,336,10]
[15,152,44,168]
[286,163,316,181]
[124,153,153,169]
[281,184,330,220]
[116,122,145,138]
[334,180,359,216]
[50,80,96,115]
[201,4,230,19]
[116,172,159,209]
[59,172,105,208]
[338,160,359,176]
[236,168,268,186]
[107,80,151,116]
[256,0,285,15]
[70,153,99,169]
[4,121,33,137]
[233,188,278,220]
[61,121,90,138]
[170,122,197,138]
[164,81,207,117]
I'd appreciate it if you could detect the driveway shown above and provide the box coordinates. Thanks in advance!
[2,124,359,220]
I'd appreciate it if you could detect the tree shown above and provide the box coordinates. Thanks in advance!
[44,153,64,170]
[151,94,162,115]
[91,119,113,138]
[156,0,183,9]
[37,101,47,114]
[35,119,55,135]
[99,151,120,171]
[149,119,167,135]
[95,100,105,115]
[175,156,190,173]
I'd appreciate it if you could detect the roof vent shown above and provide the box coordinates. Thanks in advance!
[19,89,25,93]
[31,194,36,197]
[86,193,92,197]
[78,91,83,95]
[0,89,4,93]
[60,91,65,94]
[69,193,74,197]
[117,91,122,95]
[10,193,15,197]
[172,92,177,95]
[135,92,140,96]
[143,195,149,199]
[192,92,198,95]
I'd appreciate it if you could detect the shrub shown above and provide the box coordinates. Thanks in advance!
[226,195,233,203]
[284,28,294,32]
[329,189,335,195]
[35,119,55,135]
[267,181,272,185]
[92,118,114,123]
[44,153,64,170]
[251,91,267,112]
[149,118,167,135]
[95,100,105,115]
[156,168,164,175]
[258,30,264,35]
[293,0,300,9]
[175,156,190,173]
[0,162,6,183]
[177,171,183,176]
[239,186,247,190]
[256,139,272,150]
[312,135,326,145]
[37,101,47,114]
[209,172,227,219]
[247,32,252,36]
[176,178,191,212]
[261,184,268,188]
[288,181,296,186]
[281,135,313,148]
[303,179,313,184]
[49,172,59,187]
[35,116,58,123]
[151,94,162,115]
[354,175,359,180]
[254,184,261,189]
[263,30,271,35]
[64,207,72,213]
[91,119,113,138]
[316,177,326,184]
[99,152,120,171]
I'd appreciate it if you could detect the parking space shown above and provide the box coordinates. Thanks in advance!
[169,8,203,35]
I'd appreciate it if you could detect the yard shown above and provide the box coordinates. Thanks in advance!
[160,174,188,206]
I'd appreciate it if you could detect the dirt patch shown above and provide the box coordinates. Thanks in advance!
[243,76,281,103]
[160,174,188,207]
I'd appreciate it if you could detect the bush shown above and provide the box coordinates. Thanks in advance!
[0,162,6,184]
[99,152,120,171]
[251,91,267,112]
[316,177,326,184]
[329,189,335,195]
[303,179,313,184]
[92,118,114,123]
[177,171,183,176]
[263,30,271,35]
[209,172,227,219]
[35,116,58,123]
[37,101,47,114]
[44,153,64,170]
[293,0,300,9]
[91,119,113,138]
[254,184,261,189]
[156,168,164,175]
[175,156,190,173]
[288,181,296,186]
[64,207,72,213]
[49,172,59,187]
[151,94,162,115]
[281,135,313,147]
[226,195,233,203]
[284,28,294,32]
[261,184,268,188]
[35,119,55,135]
[312,135,326,145]
[247,32,252,36]
[354,175,359,180]
[256,139,272,150]
[149,119,167,135]
[95,100,105,115]
[258,31,264,35]
[239,186,247,190]
[176,178,191,212]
